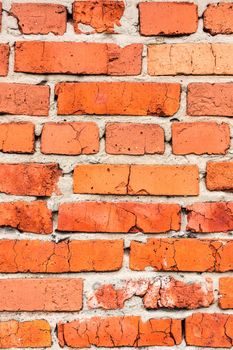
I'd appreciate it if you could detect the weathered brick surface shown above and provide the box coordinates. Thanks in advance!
[204,3,233,35]
[73,1,125,34]
[106,123,165,155]
[1,1,233,348]
[58,202,181,233]
[73,164,199,195]
[58,316,182,347]
[11,3,67,35]
[55,82,181,116]
[15,42,143,75]
[0,320,51,348]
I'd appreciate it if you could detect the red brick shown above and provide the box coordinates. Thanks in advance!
[73,164,199,196]
[87,277,213,310]
[130,238,233,272]
[0,278,82,311]
[172,122,230,155]
[55,82,181,116]
[0,122,34,153]
[11,3,67,35]
[188,83,233,117]
[219,277,233,309]
[0,163,61,196]
[187,202,233,233]
[185,313,233,347]
[206,162,233,191]
[0,44,9,76]
[15,42,142,75]
[0,320,51,348]
[0,83,49,116]
[57,202,181,233]
[57,316,182,347]
[41,122,99,155]
[139,2,198,36]
[73,1,125,34]
[204,3,233,35]
[106,123,165,155]
[0,201,52,234]
[148,43,233,75]
[0,239,123,273]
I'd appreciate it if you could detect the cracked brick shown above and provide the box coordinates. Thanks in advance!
[11,3,67,35]
[130,238,233,272]
[219,277,233,309]
[148,43,233,75]
[0,83,50,116]
[187,83,233,117]
[0,163,61,196]
[41,122,99,155]
[139,2,198,36]
[57,201,181,233]
[185,313,233,347]
[87,277,214,310]
[55,82,181,116]
[73,164,199,196]
[0,239,123,273]
[15,42,142,75]
[57,316,182,347]
[186,202,233,233]
[106,123,165,155]
[0,201,52,234]
[73,1,125,34]
[0,278,83,311]
[0,122,34,153]
[172,122,230,155]
[0,320,51,348]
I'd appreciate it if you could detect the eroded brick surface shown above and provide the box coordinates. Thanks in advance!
[204,3,233,35]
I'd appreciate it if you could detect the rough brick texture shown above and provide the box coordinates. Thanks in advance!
[1,1,233,348]
[11,3,67,35]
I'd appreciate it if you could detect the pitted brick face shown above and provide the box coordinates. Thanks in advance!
[1,1,233,349]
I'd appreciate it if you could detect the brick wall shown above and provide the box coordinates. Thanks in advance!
[0,0,233,348]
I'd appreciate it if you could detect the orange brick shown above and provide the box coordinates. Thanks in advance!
[130,238,233,272]
[204,3,233,35]
[139,2,198,36]
[172,122,230,155]
[0,83,49,116]
[57,202,181,233]
[41,122,99,155]
[15,42,142,75]
[73,0,125,34]
[188,83,233,116]
[0,44,9,76]
[0,278,83,311]
[87,277,213,310]
[0,163,61,196]
[0,239,123,273]
[0,122,34,153]
[73,164,199,196]
[106,123,165,155]
[148,43,233,75]
[0,201,52,234]
[11,3,67,35]
[219,277,233,309]
[185,313,233,347]
[57,316,182,347]
[55,82,181,116]
[186,202,233,233]
[206,162,233,191]
[0,320,51,348]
